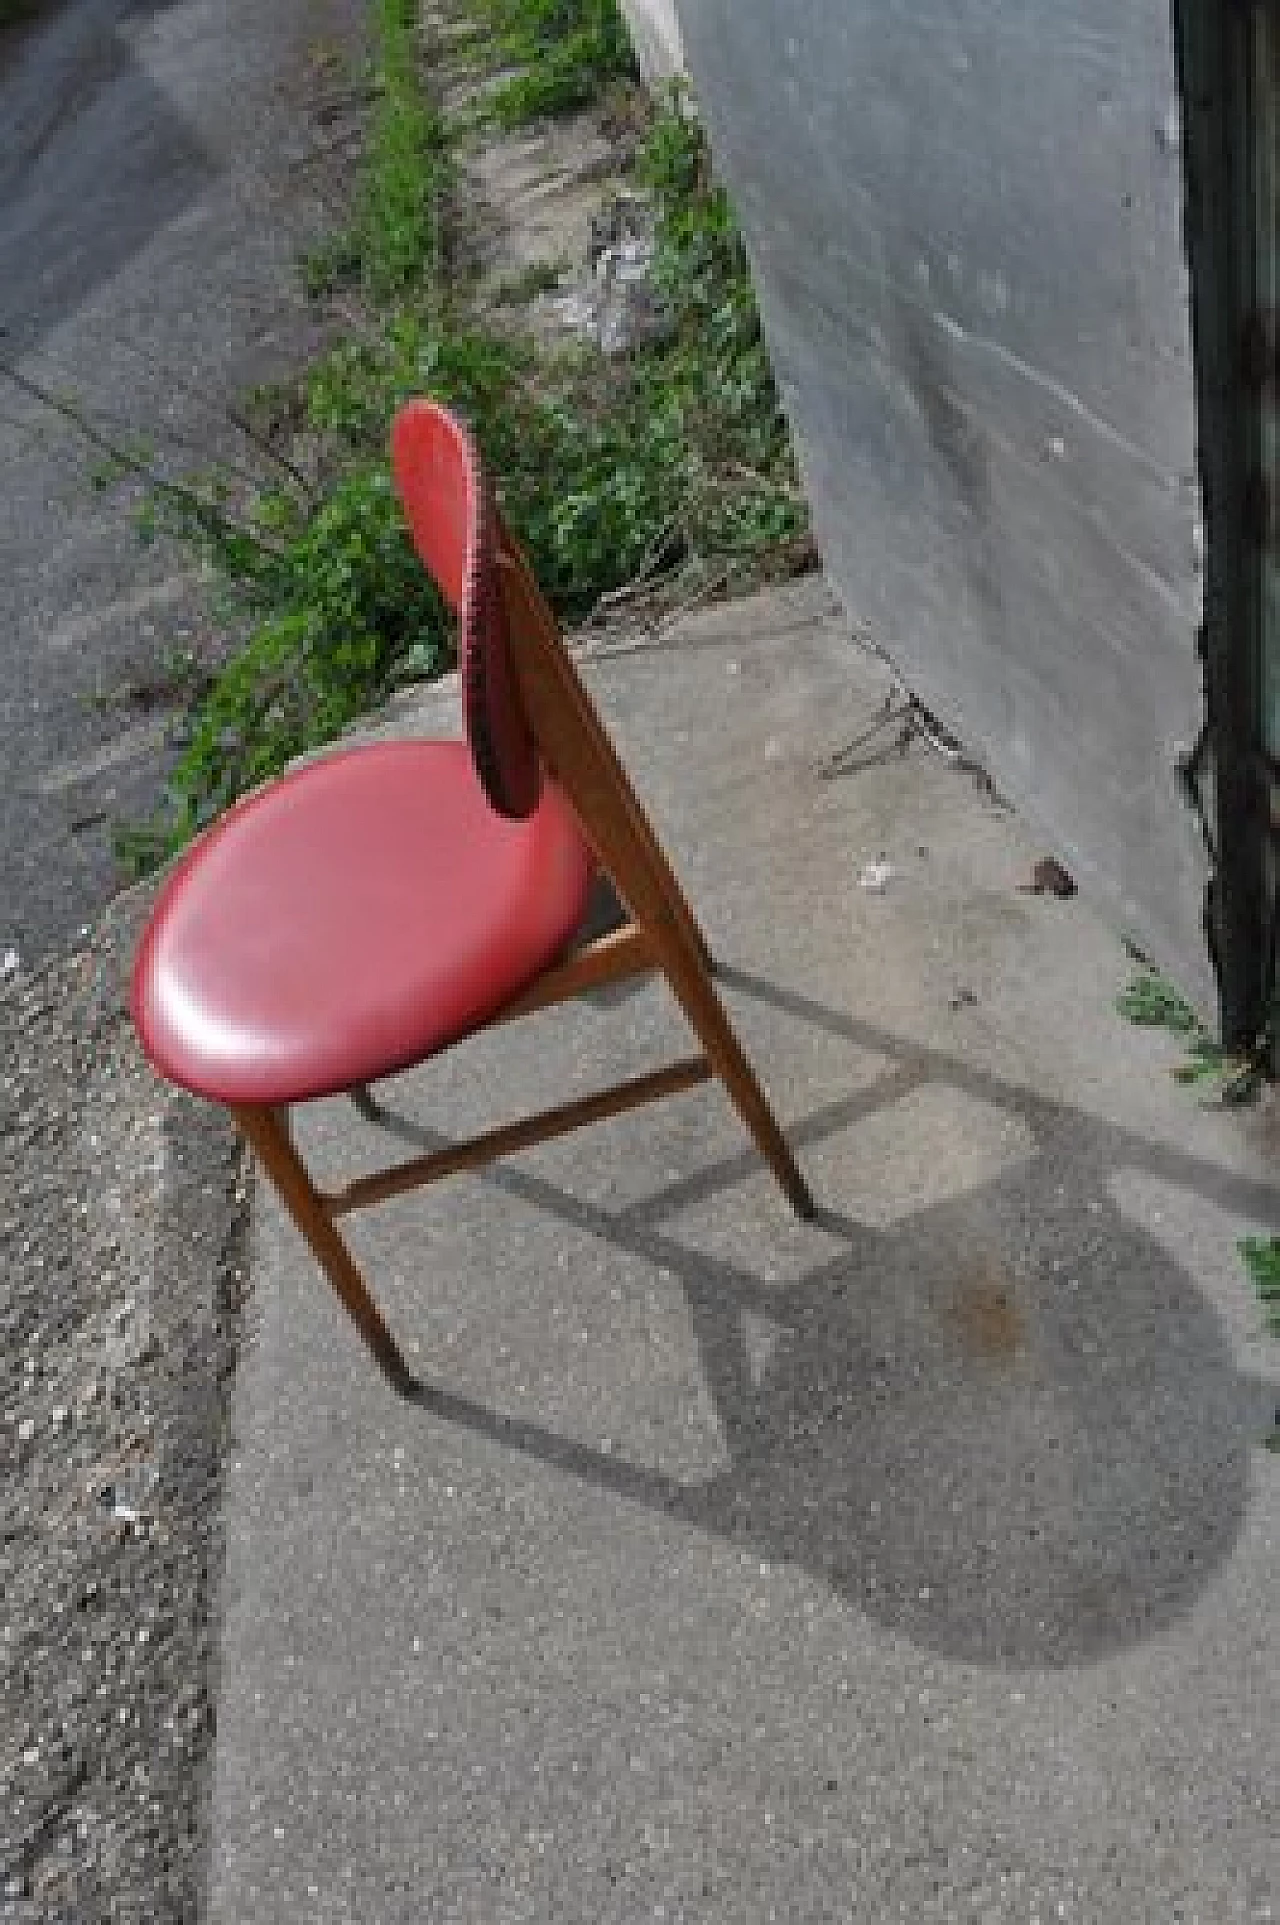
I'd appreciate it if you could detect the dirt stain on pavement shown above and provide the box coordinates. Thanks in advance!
[948,1266,1026,1362]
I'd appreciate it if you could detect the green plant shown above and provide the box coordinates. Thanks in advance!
[120,465,449,870]
[477,0,635,126]
[1119,974,1278,1445]
[301,231,364,301]
[632,92,805,556]
[1116,966,1263,1099]
[303,0,450,303]
[1116,970,1201,1033]
[1239,1237,1280,1337]
[119,11,809,871]
[1237,1236,1280,1450]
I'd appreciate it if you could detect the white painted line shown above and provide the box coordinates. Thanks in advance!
[43,570,211,654]
[38,715,171,795]
[76,1062,167,1390]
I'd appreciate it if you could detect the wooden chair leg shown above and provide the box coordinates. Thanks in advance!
[643,845,714,973]
[235,1103,415,1394]
[656,940,814,1219]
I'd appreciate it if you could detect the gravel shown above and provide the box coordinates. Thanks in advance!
[1,893,248,1921]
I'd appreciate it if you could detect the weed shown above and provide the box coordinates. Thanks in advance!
[1116,966,1266,1101]
[120,464,449,871]
[1120,978,1276,1444]
[1239,1237,1280,1336]
[302,0,450,303]
[634,91,803,547]
[90,455,127,492]
[1116,1008,1280,1443]
[118,2,809,871]
[302,232,364,302]
[477,0,635,127]
[1238,1236,1280,1448]
[1116,970,1201,1034]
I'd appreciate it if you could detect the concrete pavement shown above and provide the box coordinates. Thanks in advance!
[208,577,1279,1922]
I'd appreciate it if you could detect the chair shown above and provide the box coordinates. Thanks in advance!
[131,400,812,1394]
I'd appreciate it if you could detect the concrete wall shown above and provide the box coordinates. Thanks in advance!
[667,0,1217,1018]
[617,0,685,82]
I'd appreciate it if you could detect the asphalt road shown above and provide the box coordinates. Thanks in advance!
[0,6,362,1910]
[0,0,357,966]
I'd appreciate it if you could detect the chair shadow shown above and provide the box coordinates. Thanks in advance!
[363,966,1279,1671]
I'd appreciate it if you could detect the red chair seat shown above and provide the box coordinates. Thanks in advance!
[131,741,597,1105]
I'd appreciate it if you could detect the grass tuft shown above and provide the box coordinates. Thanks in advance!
[1239,1236,1280,1337]
[116,5,808,873]
[477,0,636,127]
[1115,966,1266,1098]
[1116,970,1201,1034]
[303,0,450,302]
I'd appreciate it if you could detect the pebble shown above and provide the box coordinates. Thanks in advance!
[4,914,246,1917]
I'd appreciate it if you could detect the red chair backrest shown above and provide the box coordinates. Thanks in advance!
[391,400,542,820]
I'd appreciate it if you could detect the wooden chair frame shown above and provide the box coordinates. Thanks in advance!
[233,525,812,1397]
